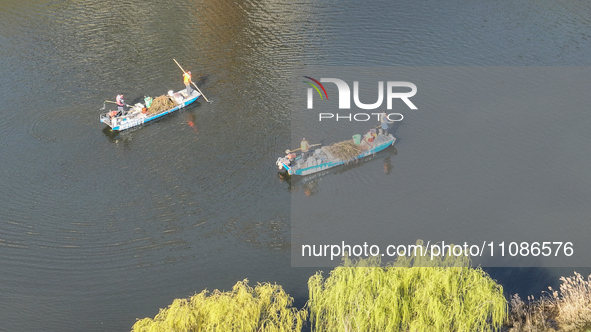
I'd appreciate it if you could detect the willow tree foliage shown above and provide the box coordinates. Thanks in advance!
[131,241,507,332]
[308,241,507,332]
[132,279,306,332]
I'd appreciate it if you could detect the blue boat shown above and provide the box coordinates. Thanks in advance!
[276,133,396,176]
[99,88,200,131]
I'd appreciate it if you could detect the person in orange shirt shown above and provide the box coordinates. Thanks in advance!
[183,71,192,96]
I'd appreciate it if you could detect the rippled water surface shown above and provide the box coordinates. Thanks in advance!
[2,0,591,331]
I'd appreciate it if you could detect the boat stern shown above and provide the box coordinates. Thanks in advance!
[99,112,126,130]
[179,88,201,104]
[99,113,115,129]
[276,157,293,175]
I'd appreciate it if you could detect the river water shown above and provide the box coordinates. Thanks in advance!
[1,0,591,331]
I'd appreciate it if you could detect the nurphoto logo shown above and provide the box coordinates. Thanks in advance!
[303,77,417,121]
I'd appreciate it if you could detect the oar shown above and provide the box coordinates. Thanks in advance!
[285,144,321,154]
[173,59,212,103]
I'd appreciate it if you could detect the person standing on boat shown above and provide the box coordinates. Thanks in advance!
[379,112,392,136]
[183,71,192,96]
[116,94,125,116]
[300,138,311,159]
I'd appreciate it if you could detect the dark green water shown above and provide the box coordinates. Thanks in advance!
[1,0,591,331]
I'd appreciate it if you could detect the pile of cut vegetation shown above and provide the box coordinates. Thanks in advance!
[326,140,361,160]
[147,95,176,115]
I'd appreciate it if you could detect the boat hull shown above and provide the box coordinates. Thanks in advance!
[100,89,200,131]
[280,135,396,176]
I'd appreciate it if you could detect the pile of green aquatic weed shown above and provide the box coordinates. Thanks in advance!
[131,279,306,332]
[307,241,507,332]
[326,140,361,160]
[147,95,176,115]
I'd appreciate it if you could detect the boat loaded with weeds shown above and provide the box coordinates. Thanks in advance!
[276,129,396,176]
[100,88,200,131]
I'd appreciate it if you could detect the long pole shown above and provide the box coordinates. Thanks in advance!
[286,143,321,153]
[173,59,211,103]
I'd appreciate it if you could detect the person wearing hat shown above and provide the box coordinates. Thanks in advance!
[183,71,192,96]
[116,93,126,116]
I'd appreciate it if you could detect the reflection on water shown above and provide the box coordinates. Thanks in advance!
[100,108,201,144]
[383,156,393,175]
[186,112,199,134]
[279,147,398,195]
